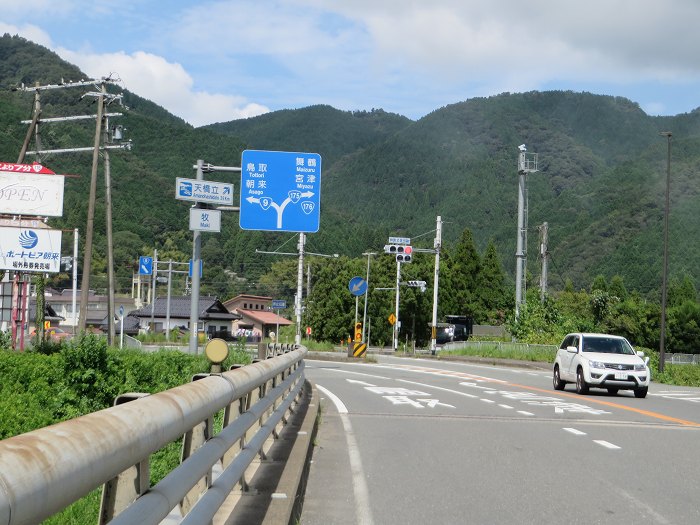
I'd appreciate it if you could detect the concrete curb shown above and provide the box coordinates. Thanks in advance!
[262,381,319,525]
[219,380,319,525]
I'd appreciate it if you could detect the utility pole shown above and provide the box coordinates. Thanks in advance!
[430,216,442,354]
[538,222,549,303]
[361,252,376,343]
[659,131,672,373]
[256,237,337,346]
[79,81,106,332]
[16,77,128,334]
[103,116,116,345]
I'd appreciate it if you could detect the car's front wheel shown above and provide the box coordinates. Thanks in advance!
[576,368,589,395]
[553,366,565,390]
[634,386,648,398]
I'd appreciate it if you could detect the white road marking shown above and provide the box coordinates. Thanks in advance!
[315,384,374,525]
[517,411,535,416]
[365,386,429,396]
[480,398,495,404]
[460,381,499,390]
[563,427,587,436]
[397,379,479,398]
[325,368,392,381]
[316,384,348,414]
[416,398,456,408]
[594,440,621,450]
[346,379,376,386]
[498,404,514,409]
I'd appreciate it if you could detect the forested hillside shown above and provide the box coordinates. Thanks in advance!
[1,34,699,303]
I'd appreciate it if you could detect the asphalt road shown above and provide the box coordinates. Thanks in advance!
[301,355,700,525]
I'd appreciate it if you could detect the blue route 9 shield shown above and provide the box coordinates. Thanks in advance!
[240,150,322,232]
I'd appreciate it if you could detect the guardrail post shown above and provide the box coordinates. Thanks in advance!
[225,364,252,491]
[180,373,215,516]
[98,393,151,525]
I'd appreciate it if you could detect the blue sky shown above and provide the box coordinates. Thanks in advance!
[3,0,700,126]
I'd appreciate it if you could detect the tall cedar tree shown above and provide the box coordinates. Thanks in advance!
[441,229,484,322]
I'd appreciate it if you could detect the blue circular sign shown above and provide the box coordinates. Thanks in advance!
[348,276,368,296]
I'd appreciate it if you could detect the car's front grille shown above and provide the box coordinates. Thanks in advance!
[604,363,634,371]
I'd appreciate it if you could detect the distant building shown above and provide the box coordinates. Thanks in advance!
[129,296,241,338]
[223,294,292,339]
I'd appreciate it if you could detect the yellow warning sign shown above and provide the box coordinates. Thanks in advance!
[352,342,367,357]
[388,313,396,325]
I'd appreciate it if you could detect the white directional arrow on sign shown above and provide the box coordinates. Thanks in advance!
[246,191,315,228]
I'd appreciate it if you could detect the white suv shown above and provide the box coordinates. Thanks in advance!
[553,333,650,398]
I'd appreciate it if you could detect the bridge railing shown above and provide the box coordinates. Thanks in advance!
[0,344,306,525]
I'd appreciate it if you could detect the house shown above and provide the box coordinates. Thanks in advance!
[41,287,138,329]
[129,296,241,338]
[223,294,292,339]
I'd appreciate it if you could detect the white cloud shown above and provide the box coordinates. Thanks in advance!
[0,22,53,48]
[58,49,269,127]
[301,0,700,85]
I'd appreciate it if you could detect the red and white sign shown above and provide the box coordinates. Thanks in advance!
[0,162,55,174]
[0,162,64,216]
[306,326,312,335]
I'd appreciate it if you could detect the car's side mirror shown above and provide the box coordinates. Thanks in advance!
[566,345,578,353]
[636,350,645,358]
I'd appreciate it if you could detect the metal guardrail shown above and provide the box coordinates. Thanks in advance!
[667,353,700,365]
[0,344,306,525]
[441,340,557,354]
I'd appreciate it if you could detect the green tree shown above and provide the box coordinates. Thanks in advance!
[668,275,697,307]
[667,300,700,354]
[478,240,510,323]
[608,275,628,300]
[441,229,484,322]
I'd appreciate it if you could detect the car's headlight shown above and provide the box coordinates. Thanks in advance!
[634,364,646,371]
[589,360,605,369]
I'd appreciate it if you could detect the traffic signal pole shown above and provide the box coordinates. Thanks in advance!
[394,259,401,352]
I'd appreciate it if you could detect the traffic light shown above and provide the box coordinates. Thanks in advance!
[383,244,413,263]
[354,322,362,342]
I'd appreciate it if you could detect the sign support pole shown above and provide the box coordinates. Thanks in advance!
[189,160,203,354]
[295,233,305,345]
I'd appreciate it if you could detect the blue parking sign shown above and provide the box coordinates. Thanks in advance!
[240,150,322,232]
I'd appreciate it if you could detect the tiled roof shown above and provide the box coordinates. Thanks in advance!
[238,310,292,326]
[130,296,241,320]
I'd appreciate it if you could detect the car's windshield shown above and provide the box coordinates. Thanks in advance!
[582,336,635,355]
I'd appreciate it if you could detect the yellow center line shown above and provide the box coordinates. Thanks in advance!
[507,382,700,427]
[390,363,700,427]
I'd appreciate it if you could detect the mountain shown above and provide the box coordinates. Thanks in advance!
[1,34,698,299]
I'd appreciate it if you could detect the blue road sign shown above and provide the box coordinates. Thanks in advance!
[271,299,287,309]
[175,177,234,205]
[349,276,368,296]
[239,150,322,232]
[139,256,153,275]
